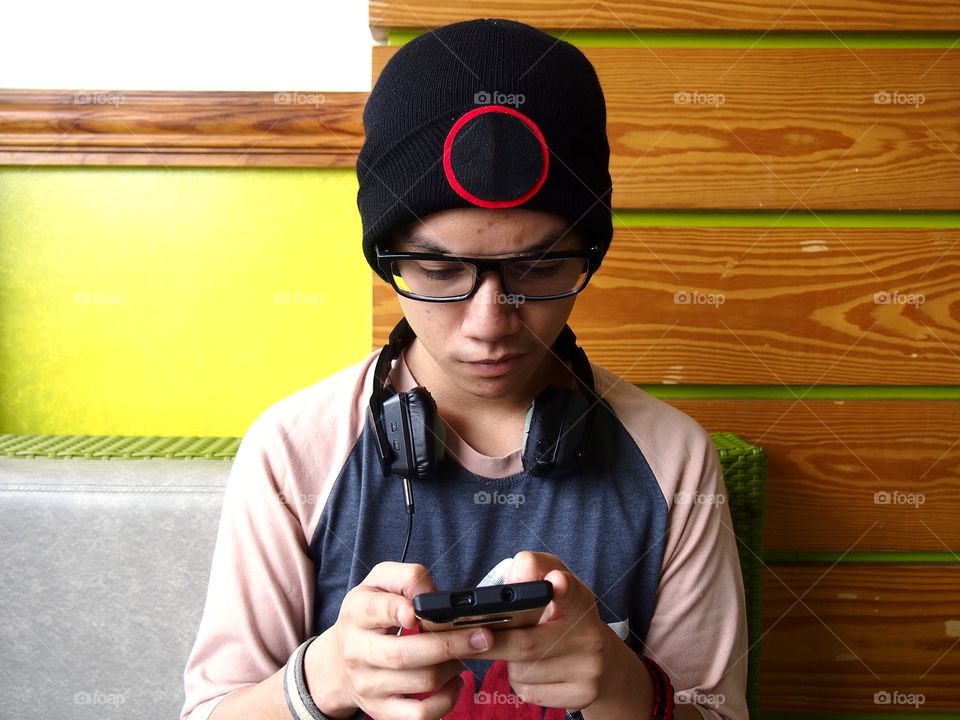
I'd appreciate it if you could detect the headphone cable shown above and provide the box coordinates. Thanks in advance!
[399,476,415,563]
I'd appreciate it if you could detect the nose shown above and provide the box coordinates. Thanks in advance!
[460,270,521,340]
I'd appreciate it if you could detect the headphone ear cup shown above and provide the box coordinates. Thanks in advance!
[521,386,591,477]
[381,387,446,479]
[400,388,445,478]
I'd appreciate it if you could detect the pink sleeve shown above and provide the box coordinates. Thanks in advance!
[181,353,378,720]
[599,369,749,719]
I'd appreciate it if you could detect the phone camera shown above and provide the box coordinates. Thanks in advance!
[500,587,516,603]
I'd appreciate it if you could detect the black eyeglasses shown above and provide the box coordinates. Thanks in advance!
[376,247,600,302]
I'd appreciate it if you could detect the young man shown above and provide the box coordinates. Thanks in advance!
[182,18,748,720]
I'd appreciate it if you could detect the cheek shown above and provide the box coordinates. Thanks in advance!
[396,297,457,338]
[523,298,576,336]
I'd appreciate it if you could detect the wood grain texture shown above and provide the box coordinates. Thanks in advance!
[373,228,960,385]
[0,90,366,167]
[373,46,960,210]
[670,400,960,553]
[371,0,960,31]
[759,565,960,711]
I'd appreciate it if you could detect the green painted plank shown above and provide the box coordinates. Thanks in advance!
[638,386,960,400]
[765,551,960,564]
[390,29,960,49]
[612,210,960,228]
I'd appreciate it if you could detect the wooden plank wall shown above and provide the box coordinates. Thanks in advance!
[369,2,960,715]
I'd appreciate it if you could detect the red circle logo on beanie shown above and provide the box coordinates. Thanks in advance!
[442,105,549,208]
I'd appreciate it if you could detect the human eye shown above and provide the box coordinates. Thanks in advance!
[514,258,563,277]
[413,261,466,281]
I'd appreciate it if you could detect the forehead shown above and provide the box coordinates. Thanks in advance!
[392,208,584,255]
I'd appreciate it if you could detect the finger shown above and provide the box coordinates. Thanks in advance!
[509,680,595,712]
[344,587,415,632]
[472,623,564,663]
[505,551,569,584]
[353,659,464,698]
[365,627,494,669]
[359,562,436,602]
[353,563,436,629]
[539,568,586,622]
[508,653,588,686]
[375,672,466,720]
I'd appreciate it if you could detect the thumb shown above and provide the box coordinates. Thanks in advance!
[542,568,587,622]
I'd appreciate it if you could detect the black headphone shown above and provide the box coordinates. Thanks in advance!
[369,318,604,478]
[368,318,603,561]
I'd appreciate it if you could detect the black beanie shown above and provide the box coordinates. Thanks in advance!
[357,18,613,282]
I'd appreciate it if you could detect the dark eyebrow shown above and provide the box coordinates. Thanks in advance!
[404,227,578,255]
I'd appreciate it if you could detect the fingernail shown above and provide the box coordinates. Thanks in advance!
[470,630,489,650]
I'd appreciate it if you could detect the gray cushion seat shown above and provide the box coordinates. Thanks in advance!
[0,456,230,719]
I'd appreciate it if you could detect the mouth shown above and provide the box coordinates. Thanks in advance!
[463,353,525,376]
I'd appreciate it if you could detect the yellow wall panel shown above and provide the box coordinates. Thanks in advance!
[0,167,370,437]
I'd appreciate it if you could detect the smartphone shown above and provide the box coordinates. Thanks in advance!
[413,580,553,631]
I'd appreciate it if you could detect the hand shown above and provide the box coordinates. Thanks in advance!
[308,562,495,720]
[474,551,611,711]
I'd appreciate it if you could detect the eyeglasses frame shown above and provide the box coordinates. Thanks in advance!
[375,246,602,303]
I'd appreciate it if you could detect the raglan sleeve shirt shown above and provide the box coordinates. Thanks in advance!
[181,351,748,720]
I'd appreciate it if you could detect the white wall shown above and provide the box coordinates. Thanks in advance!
[0,0,373,91]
